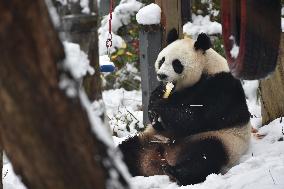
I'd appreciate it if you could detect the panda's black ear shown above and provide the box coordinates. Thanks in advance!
[194,33,212,52]
[166,28,179,45]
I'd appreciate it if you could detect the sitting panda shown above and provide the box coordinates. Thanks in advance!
[119,32,251,186]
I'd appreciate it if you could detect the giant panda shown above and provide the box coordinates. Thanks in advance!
[119,32,251,186]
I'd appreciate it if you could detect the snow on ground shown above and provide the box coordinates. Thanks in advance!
[130,119,284,189]
[102,89,143,139]
[183,14,222,38]
[136,3,161,25]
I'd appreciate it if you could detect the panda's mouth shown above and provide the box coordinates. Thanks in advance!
[161,80,177,86]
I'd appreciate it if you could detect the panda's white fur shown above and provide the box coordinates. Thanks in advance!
[155,38,230,90]
[186,123,251,172]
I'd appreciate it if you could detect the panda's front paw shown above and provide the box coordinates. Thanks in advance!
[148,110,165,131]
[150,83,166,100]
[150,99,167,113]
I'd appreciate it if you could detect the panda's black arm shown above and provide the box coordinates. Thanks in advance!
[148,83,167,130]
[152,101,204,135]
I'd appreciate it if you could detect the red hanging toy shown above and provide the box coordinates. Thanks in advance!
[106,0,114,53]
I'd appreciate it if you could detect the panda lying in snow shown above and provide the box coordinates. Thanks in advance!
[119,33,251,186]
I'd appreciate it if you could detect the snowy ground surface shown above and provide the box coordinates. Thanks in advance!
[129,121,284,189]
[3,85,284,189]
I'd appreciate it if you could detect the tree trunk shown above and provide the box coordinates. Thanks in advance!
[260,34,284,125]
[0,1,128,189]
[0,150,2,189]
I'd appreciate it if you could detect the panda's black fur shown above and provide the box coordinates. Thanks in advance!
[119,33,251,186]
[149,72,250,137]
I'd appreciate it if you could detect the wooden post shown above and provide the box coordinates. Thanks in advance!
[139,26,162,125]
[260,34,284,125]
[99,0,110,16]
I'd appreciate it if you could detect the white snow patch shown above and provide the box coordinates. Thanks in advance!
[131,175,178,189]
[136,3,161,25]
[103,89,143,137]
[63,41,95,79]
[183,14,222,38]
[59,41,95,97]
[103,89,142,117]
[100,55,115,66]
[243,80,262,128]
[98,0,143,55]
[230,44,239,58]
[80,0,90,14]
[229,35,239,58]
[3,156,26,189]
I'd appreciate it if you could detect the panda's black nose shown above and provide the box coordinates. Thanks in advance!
[157,74,168,80]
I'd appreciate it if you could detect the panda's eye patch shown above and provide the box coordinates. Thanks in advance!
[158,57,165,68]
[172,59,184,74]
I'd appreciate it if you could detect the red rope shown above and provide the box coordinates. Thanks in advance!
[106,0,114,50]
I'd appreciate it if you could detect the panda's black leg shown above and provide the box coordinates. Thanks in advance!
[164,138,228,186]
[118,135,142,176]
